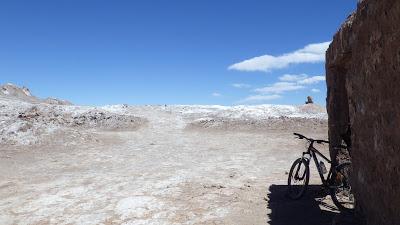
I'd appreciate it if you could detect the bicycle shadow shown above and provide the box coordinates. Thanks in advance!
[267,184,339,225]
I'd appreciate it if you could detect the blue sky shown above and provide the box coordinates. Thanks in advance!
[0,0,356,106]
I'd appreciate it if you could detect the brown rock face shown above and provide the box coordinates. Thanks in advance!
[326,0,400,224]
[305,96,314,104]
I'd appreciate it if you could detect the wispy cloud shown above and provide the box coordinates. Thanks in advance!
[232,83,251,88]
[237,74,325,103]
[311,88,320,93]
[279,74,308,82]
[253,75,325,94]
[297,75,325,84]
[212,92,222,97]
[237,94,281,103]
[255,82,305,94]
[228,41,331,72]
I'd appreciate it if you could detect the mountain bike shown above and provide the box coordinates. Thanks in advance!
[286,133,354,212]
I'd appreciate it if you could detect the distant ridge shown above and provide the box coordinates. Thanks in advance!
[0,83,72,105]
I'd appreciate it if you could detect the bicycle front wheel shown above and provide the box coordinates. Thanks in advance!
[287,158,310,199]
[329,162,355,211]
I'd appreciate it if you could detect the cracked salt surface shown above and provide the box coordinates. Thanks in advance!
[116,196,164,220]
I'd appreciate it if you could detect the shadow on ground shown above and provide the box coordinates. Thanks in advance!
[267,184,339,225]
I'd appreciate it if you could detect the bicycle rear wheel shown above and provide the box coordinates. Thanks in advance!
[287,158,310,199]
[329,162,355,211]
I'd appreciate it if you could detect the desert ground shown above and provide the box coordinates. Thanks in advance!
[0,84,344,225]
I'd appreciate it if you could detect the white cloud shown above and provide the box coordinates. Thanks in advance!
[311,88,320,93]
[279,74,308,82]
[228,41,331,72]
[232,83,251,88]
[238,94,281,103]
[212,92,222,97]
[255,82,305,94]
[297,75,325,84]
[234,73,326,103]
[278,74,325,85]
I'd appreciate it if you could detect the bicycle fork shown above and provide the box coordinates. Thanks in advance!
[294,153,310,180]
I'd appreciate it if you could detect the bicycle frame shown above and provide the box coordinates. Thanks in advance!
[302,141,333,187]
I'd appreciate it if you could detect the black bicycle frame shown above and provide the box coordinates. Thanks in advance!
[302,141,333,186]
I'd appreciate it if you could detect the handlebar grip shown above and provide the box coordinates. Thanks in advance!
[293,133,304,139]
[293,133,329,144]
[293,132,304,137]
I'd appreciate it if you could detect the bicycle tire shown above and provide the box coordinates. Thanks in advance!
[287,158,310,200]
[329,162,355,212]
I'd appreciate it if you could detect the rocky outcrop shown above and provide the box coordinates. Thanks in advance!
[305,96,314,104]
[326,0,400,224]
[0,83,39,102]
[0,83,72,105]
[43,97,73,105]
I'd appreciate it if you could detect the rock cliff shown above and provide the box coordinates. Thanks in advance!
[0,83,72,105]
[326,0,400,224]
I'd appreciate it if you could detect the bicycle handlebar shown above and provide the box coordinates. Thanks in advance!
[293,133,329,144]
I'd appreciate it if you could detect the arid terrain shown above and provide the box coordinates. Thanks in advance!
[0,84,342,225]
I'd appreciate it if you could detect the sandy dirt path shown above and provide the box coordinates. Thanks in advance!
[0,107,336,225]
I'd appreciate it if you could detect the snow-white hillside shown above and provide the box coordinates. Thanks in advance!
[174,104,327,120]
[0,83,327,146]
